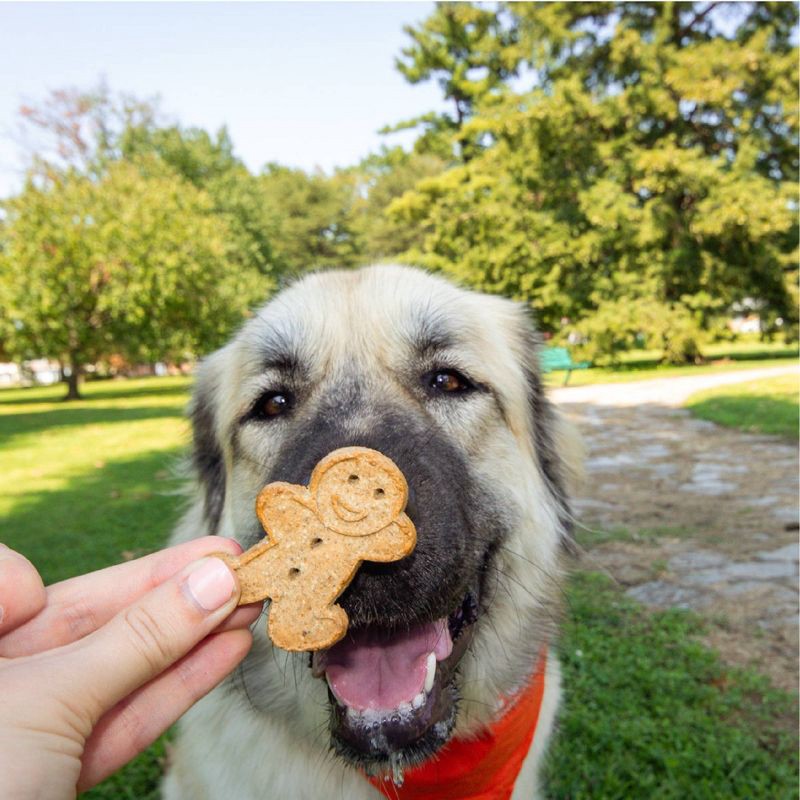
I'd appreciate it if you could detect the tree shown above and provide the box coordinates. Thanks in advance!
[15,82,158,179]
[259,164,362,277]
[348,147,447,261]
[3,86,281,397]
[389,2,798,362]
[121,123,279,280]
[0,160,267,398]
[392,2,520,161]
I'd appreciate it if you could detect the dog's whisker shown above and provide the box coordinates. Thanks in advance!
[496,544,577,618]
[493,568,564,633]
[497,545,566,599]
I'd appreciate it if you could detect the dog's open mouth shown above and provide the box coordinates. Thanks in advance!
[311,590,480,774]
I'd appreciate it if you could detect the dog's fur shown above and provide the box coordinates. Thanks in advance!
[164,265,575,799]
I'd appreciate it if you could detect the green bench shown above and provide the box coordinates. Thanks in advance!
[540,346,590,385]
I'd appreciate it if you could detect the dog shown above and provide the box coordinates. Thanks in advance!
[163,264,576,799]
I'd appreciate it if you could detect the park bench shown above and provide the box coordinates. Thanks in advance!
[540,346,590,385]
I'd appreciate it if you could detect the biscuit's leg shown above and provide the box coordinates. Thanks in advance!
[268,600,349,652]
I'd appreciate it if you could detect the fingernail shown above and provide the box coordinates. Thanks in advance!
[184,558,236,612]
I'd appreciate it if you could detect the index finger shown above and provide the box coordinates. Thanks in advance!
[0,536,243,657]
[0,545,47,634]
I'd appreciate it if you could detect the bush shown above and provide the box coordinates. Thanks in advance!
[572,299,704,366]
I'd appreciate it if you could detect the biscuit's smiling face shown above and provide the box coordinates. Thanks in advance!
[311,450,407,536]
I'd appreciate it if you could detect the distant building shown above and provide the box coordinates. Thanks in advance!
[0,359,61,387]
[23,359,61,385]
[729,298,764,334]
[728,314,762,334]
[0,363,21,387]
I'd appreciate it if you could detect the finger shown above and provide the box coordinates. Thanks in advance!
[0,537,244,657]
[0,544,46,634]
[77,628,252,792]
[58,555,242,725]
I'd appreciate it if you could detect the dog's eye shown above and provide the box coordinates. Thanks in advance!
[255,391,293,419]
[426,369,473,394]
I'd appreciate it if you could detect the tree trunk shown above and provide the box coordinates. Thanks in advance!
[64,353,82,400]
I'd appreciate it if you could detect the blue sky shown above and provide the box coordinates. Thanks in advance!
[0,2,444,197]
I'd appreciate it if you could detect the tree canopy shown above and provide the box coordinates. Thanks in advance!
[0,159,265,397]
[388,2,798,362]
[0,88,271,397]
[1,4,797,394]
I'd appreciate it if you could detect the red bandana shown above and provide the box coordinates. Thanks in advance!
[367,648,547,800]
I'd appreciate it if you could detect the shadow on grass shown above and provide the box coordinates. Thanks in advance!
[604,347,799,374]
[721,348,800,363]
[0,404,186,441]
[0,378,191,406]
[688,395,799,440]
[3,447,188,585]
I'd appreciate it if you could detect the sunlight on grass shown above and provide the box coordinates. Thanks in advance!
[545,356,798,388]
[686,374,799,439]
[0,377,192,583]
[542,339,798,388]
[0,377,195,798]
[2,374,797,799]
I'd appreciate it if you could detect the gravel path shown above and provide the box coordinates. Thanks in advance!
[551,365,799,691]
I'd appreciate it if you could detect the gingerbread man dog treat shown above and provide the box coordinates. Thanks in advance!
[218,447,416,652]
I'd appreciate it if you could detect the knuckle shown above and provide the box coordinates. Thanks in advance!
[115,697,151,754]
[64,597,100,641]
[121,605,176,672]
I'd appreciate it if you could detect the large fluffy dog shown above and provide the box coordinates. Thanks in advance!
[164,265,575,799]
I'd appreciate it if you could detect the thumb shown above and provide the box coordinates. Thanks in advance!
[60,556,241,725]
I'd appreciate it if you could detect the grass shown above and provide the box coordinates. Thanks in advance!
[0,377,191,583]
[1,375,797,798]
[543,340,798,388]
[545,573,798,799]
[685,374,799,439]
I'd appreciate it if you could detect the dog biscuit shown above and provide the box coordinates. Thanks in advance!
[217,447,416,652]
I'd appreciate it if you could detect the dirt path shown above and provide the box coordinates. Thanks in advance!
[551,366,799,691]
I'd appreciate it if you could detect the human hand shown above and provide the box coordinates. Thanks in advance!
[0,537,262,798]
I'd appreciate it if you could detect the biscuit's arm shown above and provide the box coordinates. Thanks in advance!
[256,483,319,538]
[218,484,318,605]
[357,513,416,563]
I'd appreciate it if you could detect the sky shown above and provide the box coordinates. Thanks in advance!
[0,1,445,198]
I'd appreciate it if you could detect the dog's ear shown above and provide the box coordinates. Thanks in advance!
[189,351,227,535]
[520,323,582,553]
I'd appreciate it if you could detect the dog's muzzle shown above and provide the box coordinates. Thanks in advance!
[311,589,480,769]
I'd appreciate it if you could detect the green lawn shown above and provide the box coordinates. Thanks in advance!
[685,373,799,439]
[543,340,798,387]
[0,376,192,584]
[1,375,797,798]
[545,573,798,799]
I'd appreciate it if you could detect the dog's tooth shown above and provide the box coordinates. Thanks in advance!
[326,678,346,707]
[412,692,425,709]
[398,701,412,714]
[424,653,436,694]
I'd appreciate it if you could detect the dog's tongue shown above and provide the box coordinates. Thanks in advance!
[321,619,453,711]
